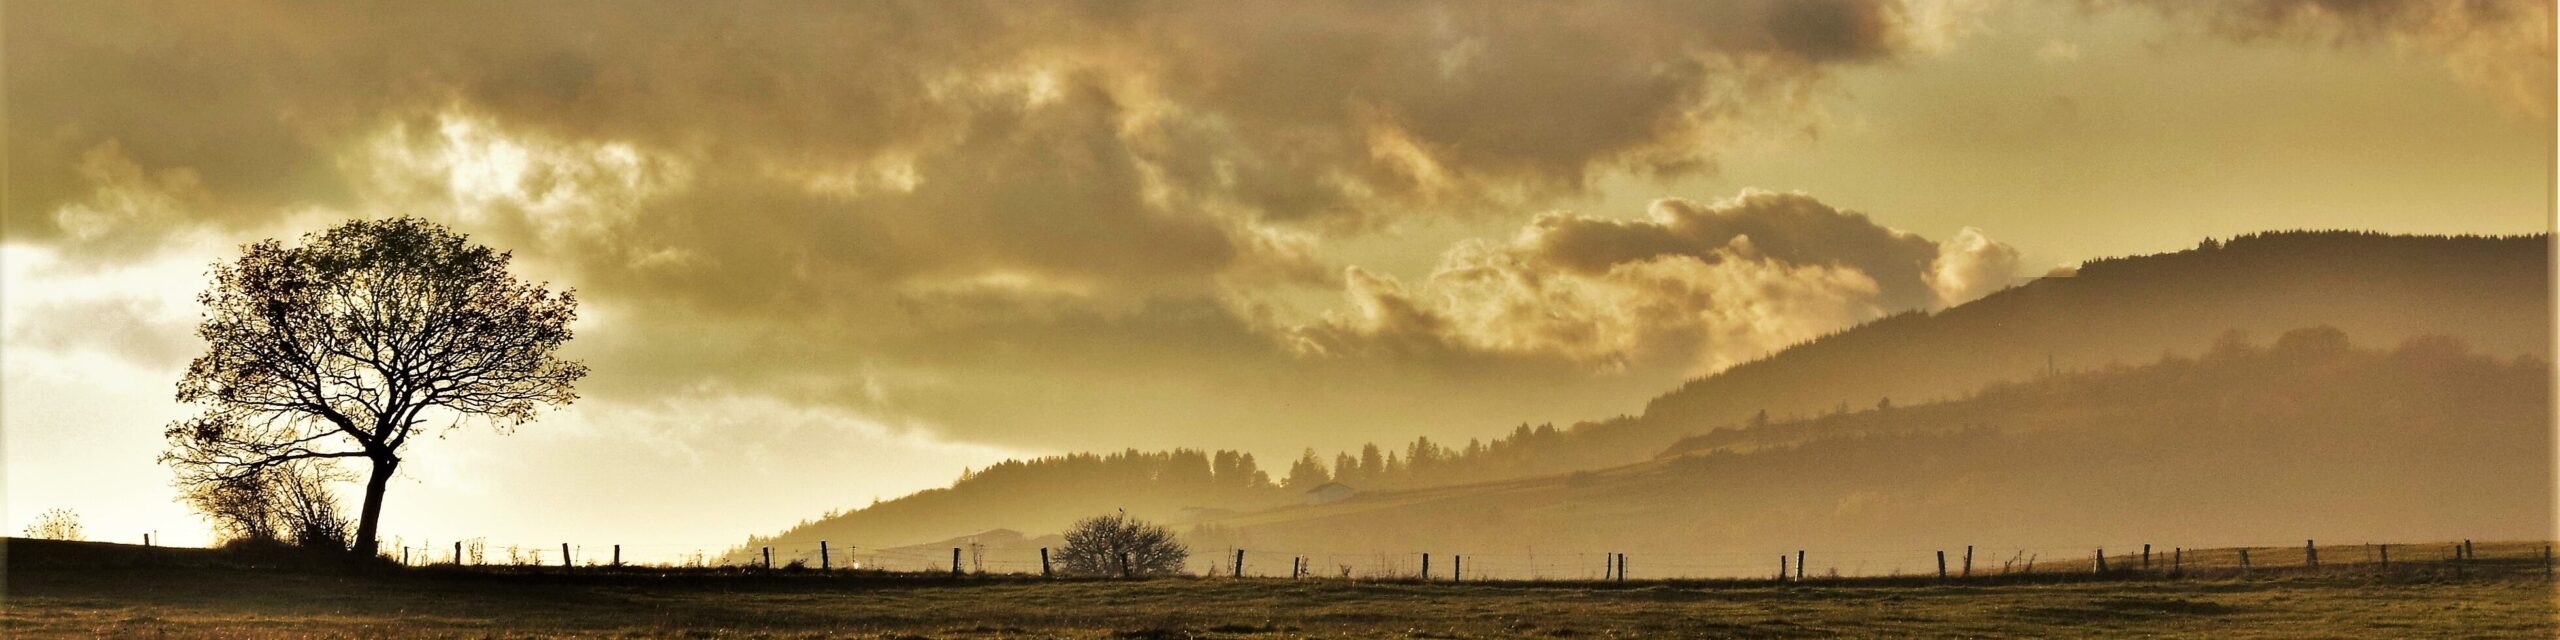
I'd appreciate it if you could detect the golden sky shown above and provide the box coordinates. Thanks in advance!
[4,0,2551,556]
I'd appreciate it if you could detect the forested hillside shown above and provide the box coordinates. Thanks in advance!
[1188,328,2552,575]
[745,232,2551,553]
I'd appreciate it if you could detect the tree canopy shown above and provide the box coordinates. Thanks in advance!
[164,217,586,556]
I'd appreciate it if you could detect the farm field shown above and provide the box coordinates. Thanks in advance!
[5,541,2553,639]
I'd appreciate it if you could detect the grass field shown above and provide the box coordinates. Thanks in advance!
[5,539,2554,638]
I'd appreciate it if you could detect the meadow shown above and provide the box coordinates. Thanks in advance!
[5,539,2553,638]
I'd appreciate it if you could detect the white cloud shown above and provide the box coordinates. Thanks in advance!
[1294,190,2020,376]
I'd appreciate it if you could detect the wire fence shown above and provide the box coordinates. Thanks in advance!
[371,535,2557,582]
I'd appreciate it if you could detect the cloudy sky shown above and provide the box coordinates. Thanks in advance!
[5,0,2550,555]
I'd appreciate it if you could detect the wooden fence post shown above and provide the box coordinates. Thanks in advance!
[2463,539,2473,560]
[613,544,622,568]
[455,541,462,565]
[1796,550,1806,580]
[1041,547,1052,577]
[763,546,772,569]
[402,547,410,566]
[1779,555,1788,581]
[2142,544,2151,569]
[2305,540,2317,568]
[2378,544,2387,568]
[2173,547,2182,574]
[1421,553,1430,580]
[1616,554,1627,582]
[2095,548,2108,574]
[1937,550,1947,579]
[2238,548,2249,570]
[819,541,830,570]
[1234,549,1245,578]
[1963,545,1973,578]
[1454,555,1463,583]
[952,548,963,577]
[562,543,572,570]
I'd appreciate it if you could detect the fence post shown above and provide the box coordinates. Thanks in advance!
[455,541,462,565]
[1779,555,1788,581]
[1454,555,1462,583]
[2379,544,2388,569]
[1121,552,1133,579]
[2142,544,2151,570]
[1234,549,1245,578]
[613,544,621,568]
[1421,553,1430,580]
[402,547,410,566]
[763,546,772,569]
[1963,545,1973,578]
[1797,550,1806,580]
[819,541,830,571]
[2173,547,2182,574]
[2305,540,2317,568]
[1937,551,1947,579]
[1041,547,1052,577]
[2238,548,2249,570]
[952,548,963,577]
[2095,548,2108,573]
[1618,554,1627,582]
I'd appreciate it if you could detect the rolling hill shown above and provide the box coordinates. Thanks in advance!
[1184,328,2552,578]
[743,231,2552,559]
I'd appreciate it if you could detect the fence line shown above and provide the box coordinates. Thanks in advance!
[367,535,2559,582]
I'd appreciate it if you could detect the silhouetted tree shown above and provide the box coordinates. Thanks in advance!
[1057,511,1187,577]
[1159,449,1215,486]
[1284,449,1330,489]
[163,218,587,558]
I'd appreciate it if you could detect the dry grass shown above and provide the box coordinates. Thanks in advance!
[5,547,2553,639]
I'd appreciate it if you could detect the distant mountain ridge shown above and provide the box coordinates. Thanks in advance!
[1512,231,2550,475]
[745,231,2551,553]
[1183,325,2552,574]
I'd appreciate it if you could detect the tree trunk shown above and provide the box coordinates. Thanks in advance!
[352,457,396,558]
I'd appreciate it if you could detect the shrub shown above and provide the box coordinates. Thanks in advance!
[24,508,84,541]
[1057,512,1187,577]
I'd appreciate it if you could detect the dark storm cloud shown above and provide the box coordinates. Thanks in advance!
[7,0,1953,448]
[2097,0,2554,115]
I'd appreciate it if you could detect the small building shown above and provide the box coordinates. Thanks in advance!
[1303,482,1356,506]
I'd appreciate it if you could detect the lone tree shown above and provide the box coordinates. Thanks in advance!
[164,218,586,557]
[1057,511,1188,577]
